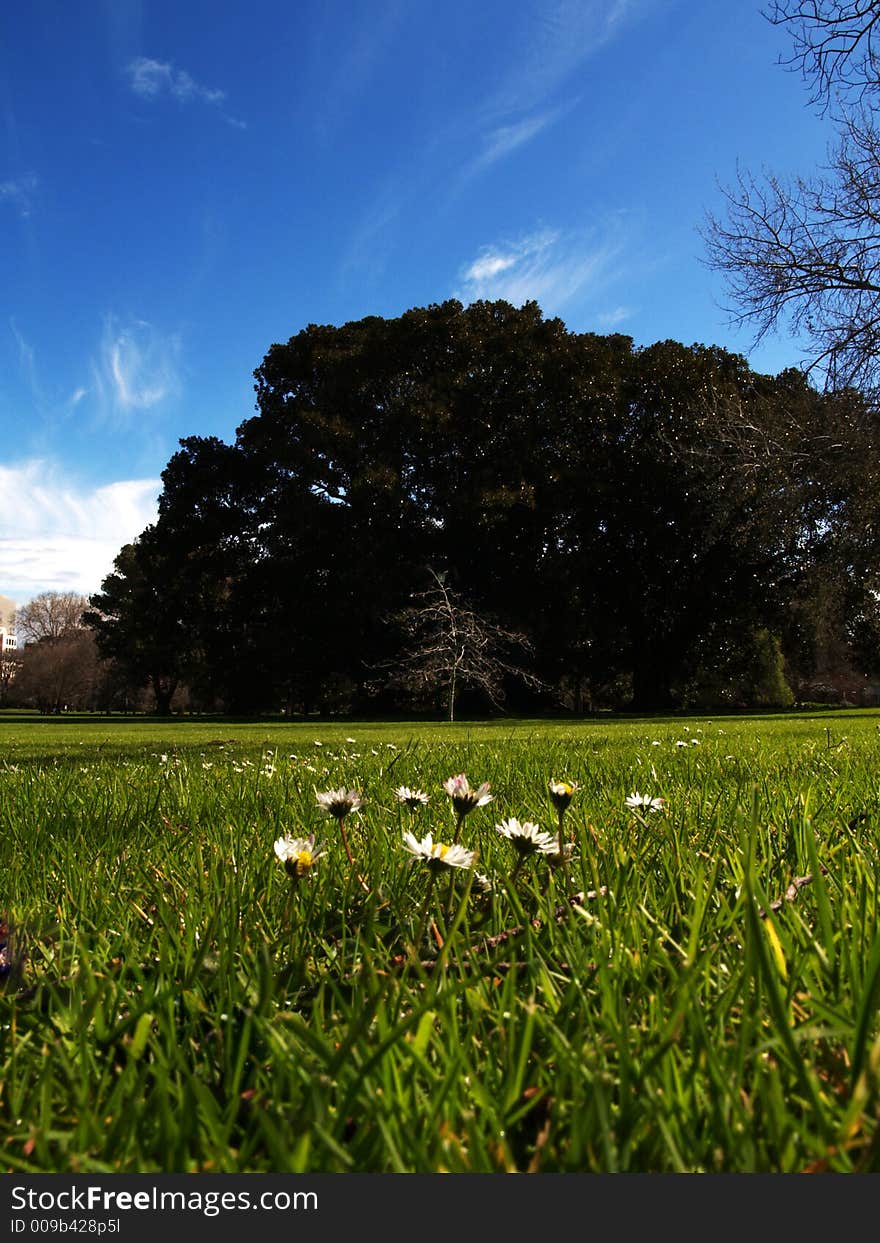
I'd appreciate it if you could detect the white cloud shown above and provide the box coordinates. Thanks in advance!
[597,305,634,327]
[455,226,624,314]
[124,57,245,127]
[0,461,160,605]
[95,317,180,416]
[126,57,225,103]
[465,254,519,282]
[0,173,38,218]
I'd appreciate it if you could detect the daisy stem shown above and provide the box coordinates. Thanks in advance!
[556,809,571,883]
[282,885,295,929]
[412,872,436,962]
[338,816,355,868]
[444,868,456,923]
[452,812,465,844]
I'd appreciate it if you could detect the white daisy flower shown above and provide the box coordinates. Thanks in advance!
[494,817,558,857]
[315,787,364,819]
[625,792,666,813]
[443,773,493,817]
[395,785,430,808]
[548,779,577,811]
[274,834,325,878]
[402,831,475,871]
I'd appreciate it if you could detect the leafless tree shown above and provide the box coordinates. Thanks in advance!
[705,2,880,394]
[379,569,544,722]
[15,591,90,644]
[13,629,102,713]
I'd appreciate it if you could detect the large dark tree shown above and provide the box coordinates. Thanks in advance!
[236,300,621,708]
[87,299,879,713]
[86,532,193,715]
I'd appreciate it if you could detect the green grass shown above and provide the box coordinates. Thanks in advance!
[1,708,879,1172]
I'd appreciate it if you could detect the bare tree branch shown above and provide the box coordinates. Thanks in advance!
[703,112,880,393]
[765,1,880,112]
[15,591,91,644]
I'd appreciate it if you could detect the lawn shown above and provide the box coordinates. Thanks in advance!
[1,708,879,1172]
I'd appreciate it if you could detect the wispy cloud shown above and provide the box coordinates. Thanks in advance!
[485,0,637,120]
[0,173,38,218]
[464,107,564,179]
[452,3,645,191]
[309,1,409,142]
[0,460,160,603]
[92,317,181,419]
[9,319,44,404]
[454,226,625,316]
[338,185,407,286]
[124,57,245,127]
[597,305,634,327]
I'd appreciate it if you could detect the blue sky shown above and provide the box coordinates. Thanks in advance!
[0,0,838,608]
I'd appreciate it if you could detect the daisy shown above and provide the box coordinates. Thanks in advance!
[395,785,430,808]
[443,773,493,818]
[315,787,364,870]
[274,834,325,878]
[625,792,666,813]
[548,779,578,811]
[494,817,558,857]
[402,831,475,872]
[315,787,364,819]
[548,779,578,865]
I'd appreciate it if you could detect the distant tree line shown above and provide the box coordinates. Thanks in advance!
[70,299,879,717]
[1,592,143,713]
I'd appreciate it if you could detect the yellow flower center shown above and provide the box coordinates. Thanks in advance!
[295,850,313,874]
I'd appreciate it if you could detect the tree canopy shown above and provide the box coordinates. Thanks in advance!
[87,299,880,714]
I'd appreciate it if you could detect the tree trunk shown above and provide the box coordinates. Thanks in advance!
[152,675,177,716]
[630,658,674,712]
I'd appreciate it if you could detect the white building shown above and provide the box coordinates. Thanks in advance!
[0,593,18,656]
